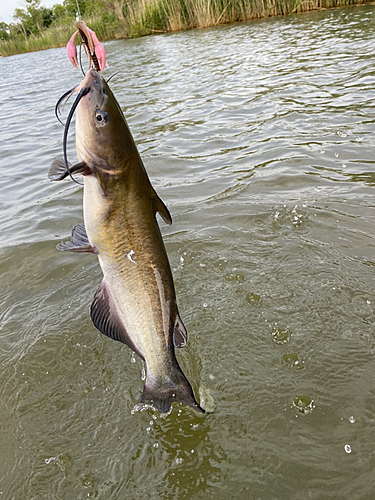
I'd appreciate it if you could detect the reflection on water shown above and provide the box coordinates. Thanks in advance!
[1,5,375,499]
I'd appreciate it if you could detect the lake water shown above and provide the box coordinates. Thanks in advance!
[1,5,375,499]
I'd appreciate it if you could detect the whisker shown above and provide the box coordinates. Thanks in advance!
[106,72,120,84]
[63,86,90,186]
[55,86,77,126]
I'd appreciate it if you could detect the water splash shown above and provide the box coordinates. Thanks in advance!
[292,395,315,414]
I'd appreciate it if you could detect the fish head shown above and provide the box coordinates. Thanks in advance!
[75,69,135,176]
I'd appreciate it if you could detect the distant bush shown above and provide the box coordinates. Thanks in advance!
[0,0,371,56]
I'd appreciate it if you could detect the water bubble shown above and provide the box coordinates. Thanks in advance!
[176,457,183,464]
[349,416,355,424]
[81,473,95,488]
[153,443,159,448]
[141,366,146,381]
[337,131,347,137]
[202,302,208,308]
[335,152,339,157]
[245,292,262,305]
[283,353,304,370]
[271,327,291,345]
[344,444,352,453]
[342,163,347,169]
[292,395,315,414]
[225,273,244,282]
[356,136,363,142]
[131,352,136,363]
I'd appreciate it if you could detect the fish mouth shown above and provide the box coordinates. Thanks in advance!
[78,69,106,105]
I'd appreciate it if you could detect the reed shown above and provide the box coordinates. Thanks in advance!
[0,0,372,57]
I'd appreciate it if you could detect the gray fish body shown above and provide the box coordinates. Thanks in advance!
[56,70,203,413]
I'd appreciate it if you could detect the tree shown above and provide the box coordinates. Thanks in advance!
[62,0,87,18]
[12,0,54,38]
[103,0,125,22]
[0,22,9,41]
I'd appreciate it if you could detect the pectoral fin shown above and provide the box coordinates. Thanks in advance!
[153,191,172,225]
[48,157,87,181]
[57,224,96,253]
[173,314,187,348]
[91,280,144,360]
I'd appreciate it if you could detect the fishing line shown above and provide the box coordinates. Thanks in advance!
[79,43,86,76]
[63,86,90,185]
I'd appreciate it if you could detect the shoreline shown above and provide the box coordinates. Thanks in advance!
[1,1,373,58]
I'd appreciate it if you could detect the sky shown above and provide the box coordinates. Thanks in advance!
[0,0,58,24]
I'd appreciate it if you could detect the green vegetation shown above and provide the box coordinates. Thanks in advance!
[0,0,372,56]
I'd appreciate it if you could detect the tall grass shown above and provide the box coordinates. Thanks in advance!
[0,0,372,56]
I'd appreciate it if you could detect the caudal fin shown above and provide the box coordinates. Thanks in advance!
[139,366,205,414]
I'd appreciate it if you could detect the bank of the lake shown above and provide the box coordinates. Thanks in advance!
[0,0,373,57]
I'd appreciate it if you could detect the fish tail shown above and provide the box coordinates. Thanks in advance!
[139,365,205,414]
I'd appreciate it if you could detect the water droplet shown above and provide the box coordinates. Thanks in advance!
[356,136,363,142]
[335,152,339,157]
[141,366,146,381]
[271,327,291,345]
[191,449,195,454]
[176,457,183,464]
[344,444,352,453]
[292,395,315,414]
[153,443,159,448]
[342,163,346,168]
[131,352,136,363]
[202,302,208,308]
[349,416,355,424]
[337,131,347,137]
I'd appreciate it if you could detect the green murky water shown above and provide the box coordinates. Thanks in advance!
[1,5,375,499]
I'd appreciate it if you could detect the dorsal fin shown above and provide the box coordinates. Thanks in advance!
[173,314,187,348]
[153,191,172,225]
[57,224,96,253]
[90,280,144,360]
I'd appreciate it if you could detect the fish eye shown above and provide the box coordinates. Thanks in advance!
[95,110,108,126]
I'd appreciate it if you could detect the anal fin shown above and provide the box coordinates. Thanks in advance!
[173,314,187,348]
[57,224,97,253]
[91,280,144,360]
[153,191,172,225]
